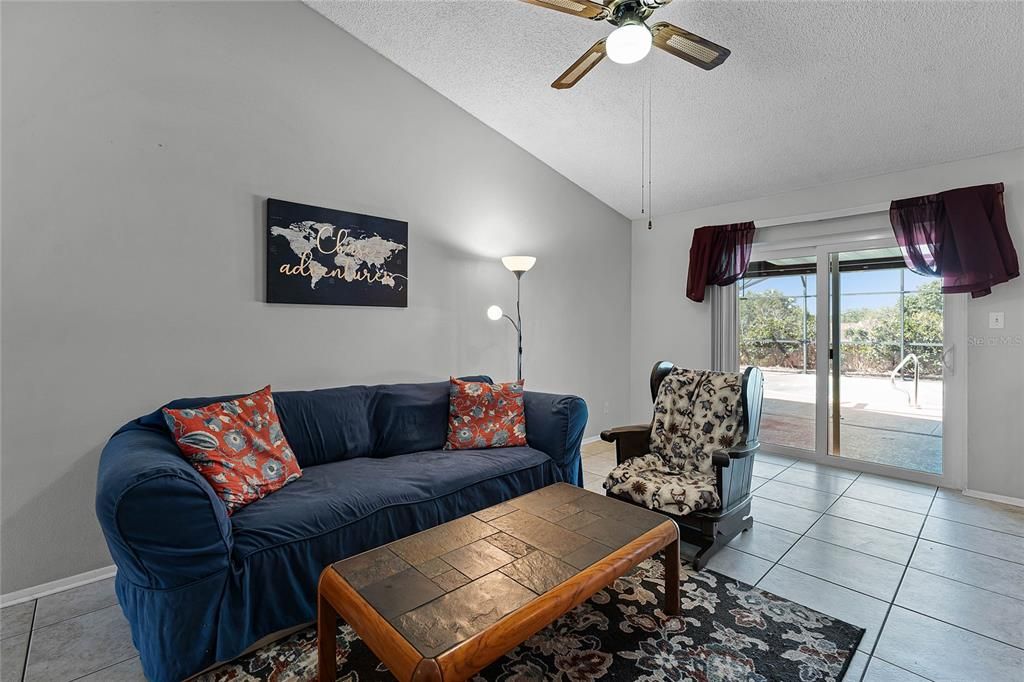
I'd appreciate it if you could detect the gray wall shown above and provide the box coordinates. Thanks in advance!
[1,1,631,594]
[630,148,1024,499]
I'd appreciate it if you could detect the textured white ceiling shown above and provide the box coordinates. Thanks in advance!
[307,0,1024,218]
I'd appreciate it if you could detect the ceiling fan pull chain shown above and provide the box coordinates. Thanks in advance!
[647,62,654,230]
[641,71,646,216]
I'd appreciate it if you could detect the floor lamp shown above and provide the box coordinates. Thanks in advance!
[486,256,536,382]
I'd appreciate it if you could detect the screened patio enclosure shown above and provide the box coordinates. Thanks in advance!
[738,247,943,474]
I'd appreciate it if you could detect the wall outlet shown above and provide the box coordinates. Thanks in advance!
[603,401,610,415]
[989,312,1005,329]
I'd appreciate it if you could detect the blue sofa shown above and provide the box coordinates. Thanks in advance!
[95,378,587,681]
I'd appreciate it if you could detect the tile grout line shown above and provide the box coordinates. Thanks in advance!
[750,461,1024,672]
[847,477,938,497]
[897,551,1024,603]
[20,600,36,682]
[904,560,1024,603]
[767,475,937,512]
[834,494,932,516]
[745,454,1024,678]
[26,601,122,635]
[738,545,888,603]
[745,462,1021,579]
[858,485,939,682]
[751,495,840,515]
[748,465,924,672]
[879,604,1024,654]
[911,534,1024,567]
[922,514,1024,540]
[748,458,832,583]
[730,532,906,574]
[754,485,929,537]
[752,467,858,589]
[866,656,936,681]
[65,654,140,682]
[731,540,1024,655]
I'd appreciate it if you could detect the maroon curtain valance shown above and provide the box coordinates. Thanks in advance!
[686,222,755,302]
[890,183,1018,298]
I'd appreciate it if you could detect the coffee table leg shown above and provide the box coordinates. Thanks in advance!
[663,536,680,616]
[318,592,337,682]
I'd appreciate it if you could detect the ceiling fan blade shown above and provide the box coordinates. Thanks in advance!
[520,0,610,21]
[651,22,731,70]
[551,39,607,89]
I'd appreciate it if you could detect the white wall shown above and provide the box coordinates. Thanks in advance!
[631,149,1024,499]
[0,1,631,594]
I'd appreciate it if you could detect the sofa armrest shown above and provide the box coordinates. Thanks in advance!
[96,426,232,589]
[710,440,760,468]
[600,424,651,465]
[524,391,588,486]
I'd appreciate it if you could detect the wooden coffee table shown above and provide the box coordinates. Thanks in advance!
[317,482,680,682]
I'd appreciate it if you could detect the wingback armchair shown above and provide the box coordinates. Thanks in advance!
[601,362,764,569]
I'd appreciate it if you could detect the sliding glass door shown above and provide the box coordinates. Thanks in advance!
[736,237,964,484]
[824,247,944,475]
[738,257,817,452]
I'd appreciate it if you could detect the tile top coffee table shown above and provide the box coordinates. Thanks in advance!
[317,482,680,682]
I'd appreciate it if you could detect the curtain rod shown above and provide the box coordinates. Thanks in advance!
[754,201,890,229]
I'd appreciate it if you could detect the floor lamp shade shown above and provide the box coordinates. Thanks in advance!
[501,256,537,274]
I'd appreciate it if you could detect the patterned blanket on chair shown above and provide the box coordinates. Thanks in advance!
[605,368,744,516]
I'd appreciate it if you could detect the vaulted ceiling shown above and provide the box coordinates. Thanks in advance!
[308,1,1024,218]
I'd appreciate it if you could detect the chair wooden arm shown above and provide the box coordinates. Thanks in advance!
[710,441,760,468]
[600,424,651,465]
[599,424,650,442]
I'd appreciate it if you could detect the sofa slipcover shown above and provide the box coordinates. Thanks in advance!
[96,378,587,681]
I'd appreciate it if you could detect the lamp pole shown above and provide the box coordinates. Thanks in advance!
[488,256,536,383]
[513,272,523,382]
[496,276,524,382]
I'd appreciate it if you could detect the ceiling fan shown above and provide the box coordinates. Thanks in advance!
[522,0,731,89]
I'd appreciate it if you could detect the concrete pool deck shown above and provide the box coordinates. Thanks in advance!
[756,370,942,474]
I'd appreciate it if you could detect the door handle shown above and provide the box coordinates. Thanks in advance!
[942,345,954,375]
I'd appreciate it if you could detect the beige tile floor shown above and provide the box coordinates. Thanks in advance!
[3,441,1022,681]
[581,440,1024,681]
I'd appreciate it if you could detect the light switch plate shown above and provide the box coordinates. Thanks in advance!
[989,312,1005,329]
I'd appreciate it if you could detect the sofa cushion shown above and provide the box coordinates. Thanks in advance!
[369,381,460,457]
[271,385,375,467]
[229,446,551,559]
[163,386,302,514]
[139,376,495,469]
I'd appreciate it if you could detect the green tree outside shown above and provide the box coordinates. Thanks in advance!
[739,279,943,377]
[739,289,815,370]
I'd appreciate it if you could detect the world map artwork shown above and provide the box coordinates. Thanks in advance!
[266,198,408,307]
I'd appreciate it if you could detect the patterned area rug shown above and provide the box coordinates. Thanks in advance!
[202,558,864,682]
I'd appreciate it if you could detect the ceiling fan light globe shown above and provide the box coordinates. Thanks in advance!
[606,23,652,64]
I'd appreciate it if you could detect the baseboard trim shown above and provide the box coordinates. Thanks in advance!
[581,435,601,446]
[962,489,1024,509]
[1,565,117,607]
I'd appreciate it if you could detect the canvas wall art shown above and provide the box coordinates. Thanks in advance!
[266,198,408,307]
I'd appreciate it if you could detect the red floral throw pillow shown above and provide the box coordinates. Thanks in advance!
[445,378,527,450]
[162,386,302,515]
